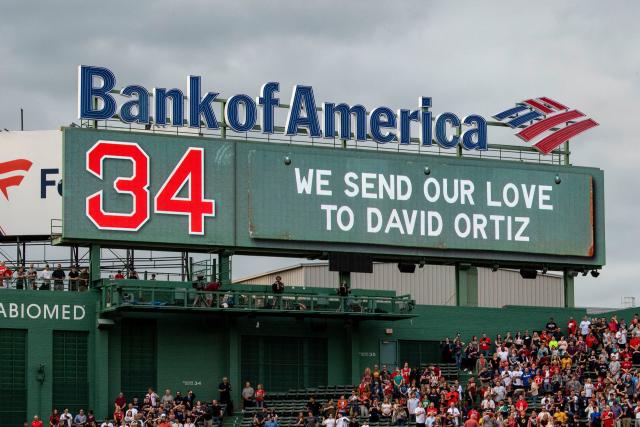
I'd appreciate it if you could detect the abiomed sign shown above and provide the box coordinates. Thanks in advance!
[62,128,605,268]
[0,302,86,320]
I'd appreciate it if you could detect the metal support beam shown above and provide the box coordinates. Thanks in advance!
[70,245,79,267]
[181,251,190,281]
[90,245,101,284]
[455,264,478,307]
[126,249,134,272]
[563,270,575,308]
[219,253,231,285]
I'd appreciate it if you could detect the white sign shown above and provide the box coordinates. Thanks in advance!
[0,130,62,236]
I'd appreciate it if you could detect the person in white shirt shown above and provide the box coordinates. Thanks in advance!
[580,317,591,336]
[415,405,426,427]
[425,414,436,427]
[407,394,420,420]
[323,414,336,427]
[336,414,349,427]
[446,403,461,426]
[59,409,73,427]
[183,417,196,427]
[100,420,114,427]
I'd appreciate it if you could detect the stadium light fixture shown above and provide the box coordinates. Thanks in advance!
[491,264,499,272]
[590,270,600,278]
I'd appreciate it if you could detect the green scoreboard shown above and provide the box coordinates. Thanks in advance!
[61,128,605,268]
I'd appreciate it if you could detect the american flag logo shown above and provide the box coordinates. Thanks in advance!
[493,97,598,154]
[0,159,33,201]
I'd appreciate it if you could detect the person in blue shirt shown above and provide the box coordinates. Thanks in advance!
[265,416,279,427]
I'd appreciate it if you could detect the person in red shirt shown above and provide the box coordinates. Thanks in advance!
[602,406,615,427]
[479,334,492,357]
[586,333,598,349]
[337,395,348,414]
[567,317,578,336]
[114,270,125,280]
[401,362,411,384]
[255,384,266,408]
[31,415,43,427]
[464,413,480,427]
[609,316,619,332]
[48,409,60,427]
[113,407,124,425]
[445,386,459,406]
[114,392,126,411]
[515,395,528,413]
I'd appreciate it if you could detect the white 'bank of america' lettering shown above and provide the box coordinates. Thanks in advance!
[0,303,86,320]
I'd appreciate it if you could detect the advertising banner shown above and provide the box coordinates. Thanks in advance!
[0,130,62,237]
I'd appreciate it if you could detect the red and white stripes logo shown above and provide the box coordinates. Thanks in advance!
[493,97,598,154]
[0,159,33,200]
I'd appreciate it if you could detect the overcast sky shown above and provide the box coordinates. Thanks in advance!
[1,1,638,307]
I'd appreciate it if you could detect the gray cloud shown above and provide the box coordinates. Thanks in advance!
[1,0,638,306]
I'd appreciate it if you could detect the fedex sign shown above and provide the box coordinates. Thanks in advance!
[0,131,62,236]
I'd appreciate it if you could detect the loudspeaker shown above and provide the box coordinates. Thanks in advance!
[519,268,538,279]
[328,253,373,273]
[397,262,416,273]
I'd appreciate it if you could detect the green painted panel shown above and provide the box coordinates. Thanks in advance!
[241,335,328,391]
[52,331,89,414]
[121,319,157,401]
[0,329,27,427]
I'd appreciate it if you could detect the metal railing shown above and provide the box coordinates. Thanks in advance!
[99,281,415,317]
[0,278,90,291]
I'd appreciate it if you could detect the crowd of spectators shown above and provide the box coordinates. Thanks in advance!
[32,379,234,427]
[0,261,90,291]
[339,314,640,427]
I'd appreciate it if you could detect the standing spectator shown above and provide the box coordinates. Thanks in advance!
[415,402,426,427]
[79,267,90,290]
[255,384,266,408]
[49,409,60,427]
[52,264,66,291]
[479,334,492,357]
[272,276,284,294]
[74,409,86,427]
[68,266,79,291]
[40,264,52,290]
[1,262,13,288]
[567,317,578,336]
[27,264,37,289]
[161,389,174,408]
[115,392,127,411]
[146,388,159,407]
[218,377,233,415]
[114,270,125,280]
[86,410,96,427]
[31,415,43,427]
[580,316,592,337]
[128,270,139,279]
[60,409,73,427]
[16,266,26,289]
[305,411,317,427]
[0,261,7,288]
[242,381,255,409]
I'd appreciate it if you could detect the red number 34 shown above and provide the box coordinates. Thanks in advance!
[86,141,215,235]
